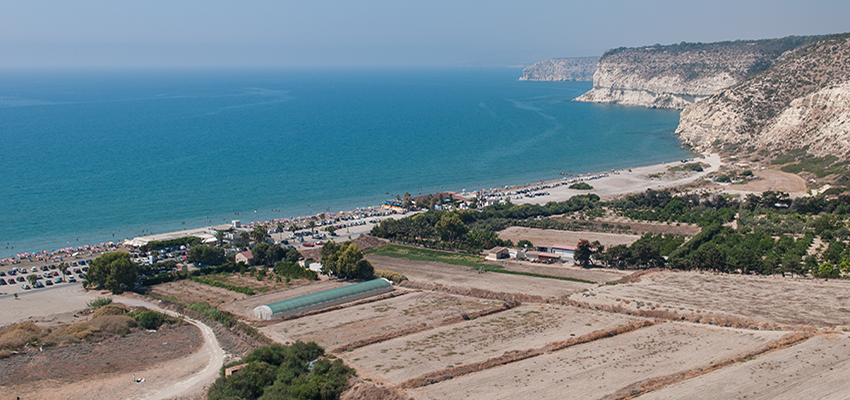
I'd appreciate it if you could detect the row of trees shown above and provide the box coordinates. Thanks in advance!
[319,242,374,280]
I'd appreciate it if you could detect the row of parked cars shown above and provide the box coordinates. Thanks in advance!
[0,264,88,290]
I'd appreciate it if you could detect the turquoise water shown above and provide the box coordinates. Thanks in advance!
[0,68,689,255]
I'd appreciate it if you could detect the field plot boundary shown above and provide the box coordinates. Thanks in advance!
[331,300,521,353]
[600,331,816,400]
[400,281,554,303]
[398,319,656,390]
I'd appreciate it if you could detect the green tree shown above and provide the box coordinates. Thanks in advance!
[187,245,226,266]
[240,231,250,243]
[26,273,37,286]
[87,252,139,294]
[251,225,268,243]
[575,239,593,267]
[285,248,302,262]
[517,239,534,249]
[320,241,374,280]
[604,244,631,269]
[434,212,468,243]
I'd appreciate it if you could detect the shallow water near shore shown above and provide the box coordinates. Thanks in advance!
[0,67,690,255]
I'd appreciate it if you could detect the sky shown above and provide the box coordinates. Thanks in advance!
[1,0,849,68]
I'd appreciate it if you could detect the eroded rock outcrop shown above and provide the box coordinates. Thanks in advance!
[676,34,850,159]
[519,57,597,81]
[575,37,823,109]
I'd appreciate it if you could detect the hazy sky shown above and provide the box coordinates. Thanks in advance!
[2,0,849,68]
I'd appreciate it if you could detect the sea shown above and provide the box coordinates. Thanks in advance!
[0,67,691,256]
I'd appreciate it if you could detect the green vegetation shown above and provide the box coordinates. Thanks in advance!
[187,302,237,327]
[207,342,355,400]
[127,309,177,330]
[569,182,594,190]
[274,261,318,280]
[668,162,704,172]
[187,245,226,266]
[373,269,408,283]
[190,276,258,295]
[251,242,286,266]
[87,252,139,294]
[86,297,113,308]
[365,244,491,270]
[143,236,201,251]
[319,241,375,280]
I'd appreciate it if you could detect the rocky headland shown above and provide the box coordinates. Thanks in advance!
[519,57,597,81]
[574,36,823,109]
[676,33,850,163]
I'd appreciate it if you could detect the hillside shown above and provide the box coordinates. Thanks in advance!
[575,36,823,109]
[519,57,597,81]
[675,33,850,179]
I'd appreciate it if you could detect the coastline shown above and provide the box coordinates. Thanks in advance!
[1,153,720,268]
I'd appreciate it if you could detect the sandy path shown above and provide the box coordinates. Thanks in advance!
[510,154,721,204]
[641,333,850,400]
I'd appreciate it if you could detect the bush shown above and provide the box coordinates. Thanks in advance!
[87,297,113,308]
[274,261,318,280]
[569,182,593,190]
[130,310,175,330]
[41,333,79,347]
[89,315,137,335]
[61,322,95,340]
[91,303,129,318]
[0,323,42,350]
[188,302,237,327]
[373,270,407,283]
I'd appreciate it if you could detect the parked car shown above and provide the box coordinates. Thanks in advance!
[54,277,63,283]
[34,281,44,288]
[68,277,77,283]
[7,269,15,276]
[81,266,88,272]
[45,280,53,286]
[73,268,81,273]
[0,271,5,276]
[30,266,38,272]
[16,276,25,282]
[21,284,31,290]
[0,278,6,285]
[302,242,314,247]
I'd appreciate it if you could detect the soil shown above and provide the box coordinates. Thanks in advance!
[497,226,641,248]
[551,216,703,236]
[366,254,593,298]
[341,304,637,385]
[640,333,850,400]
[151,279,248,305]
[487,259,630,283]
[571,270,850,327]
[407,323,781,400]
[717,168,809,196]
[261,292,502,351]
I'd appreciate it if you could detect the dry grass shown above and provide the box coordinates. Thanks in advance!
[400,281,552,303]
[0,322,42,350]
[91,303,129,318]
[88,315,137,336]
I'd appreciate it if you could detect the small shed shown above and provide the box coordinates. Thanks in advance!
[252,278,394,320]
[486,246,510,260]
[235,251,254,265]
[525,251,561,263]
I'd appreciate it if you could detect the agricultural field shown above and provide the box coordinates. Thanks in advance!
[221,280,349,319]
[407,323,784,400]
[151,279,249,305]
[341,304,638,385]
[261,291,503,350]
[497,226,641,248]
[571,270,850,327]
[489,259,630,283]
[641,333,850,400]
[366,254,593,298]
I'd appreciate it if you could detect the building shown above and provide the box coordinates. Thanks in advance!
[550,244,576,258]
[486,246,510,260]
[252,278,394,320]
[525,251,561,263]
[235,250,254,265]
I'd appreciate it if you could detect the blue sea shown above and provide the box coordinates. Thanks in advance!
[0,68,690,256]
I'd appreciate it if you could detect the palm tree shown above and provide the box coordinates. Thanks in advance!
[307,220,316,234]
[26,274,37,286]
[214,230,226,246]
[59,263,69,282]
[240,231,250,244]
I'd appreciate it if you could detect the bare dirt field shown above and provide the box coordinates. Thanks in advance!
[641,333,850,400]
[341,304,638,385]
[718,168,809,196]
[552,216,703,236]
[221,279,349,319]
[151,279,249,305]
[497,226,641,248]
[571,271,850,327]
[366,255,593,298]
[0,284,93,327]
[488,259,630,283]
[408,323,782,400]
[261,291,503,351]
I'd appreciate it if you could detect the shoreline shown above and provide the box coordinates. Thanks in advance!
[1,153,721,267]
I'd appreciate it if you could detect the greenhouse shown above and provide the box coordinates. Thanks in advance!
[252,278,394,320]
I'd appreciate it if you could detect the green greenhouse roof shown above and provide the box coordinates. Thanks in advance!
[264,278,392,316]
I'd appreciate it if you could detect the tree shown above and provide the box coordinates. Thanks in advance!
[307,220,316,234]
[187,245,226,266]
[517,239,534,249]
[604,245,631,269]
[240,231,250,243]
[285,248,302,262]
[575,239,593,267]
[402,192,413,209]
[26,274,37,286]
[87,252,139,294]
[213,230,226,247]
[58,262,70,281]
[252,243,286,266]
[434,212,468,243]
[251,225,268,243]
[320,241,374,280]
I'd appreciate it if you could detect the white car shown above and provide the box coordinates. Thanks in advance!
[21,284,31,290]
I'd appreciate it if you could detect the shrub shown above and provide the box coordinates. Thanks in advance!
[569,182,593,190]
[188,302,236,327]
[61,322,95,340]
[89,315,137,335]
[130,310,175,330]
[87,297,113,308]
[91,303,129,318]
[41,333,79,347]
[373,270,407,283]
[274,261,318,280]
[0,323,43,350]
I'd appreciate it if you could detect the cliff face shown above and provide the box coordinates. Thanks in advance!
[676,34,850,159]
[519,57,597,81]
[575,37,823,109]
